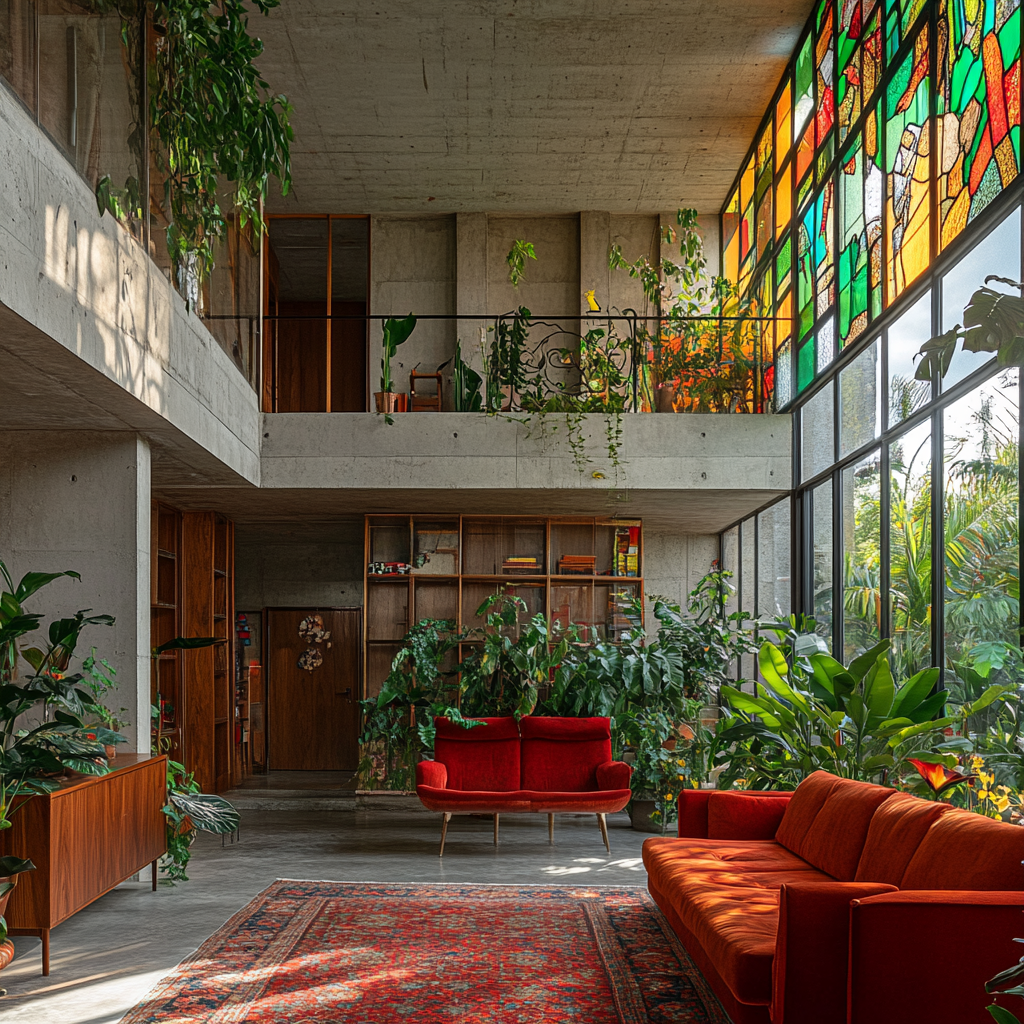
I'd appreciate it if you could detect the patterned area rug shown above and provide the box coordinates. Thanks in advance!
[122,881,728,1023]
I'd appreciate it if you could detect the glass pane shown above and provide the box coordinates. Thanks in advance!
[885,24,930,304]
[943,371,1020,696]
[842,449,881,661]
[886,289,931,428]
[941,209,1022,388]
[0,0,37,112]
[802,380,835,481]
[937,0,1022,250]
[812,480,834,650]
[722,526,739,619]
[740,518,757,680]
[840,338,881,457]
[888,419,932,678]
[757,500,791,620]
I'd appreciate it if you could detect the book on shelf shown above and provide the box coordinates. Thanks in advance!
[502,554,540,575]
[614,526,640,576]
[559,554,596,576]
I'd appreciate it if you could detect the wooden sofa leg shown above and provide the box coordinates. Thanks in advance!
[548,813,554,844]
[598,813,610,854]
[494,813,499,846]
[439,812,452,857]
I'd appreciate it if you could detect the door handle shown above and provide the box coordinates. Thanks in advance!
[335,688,351,698]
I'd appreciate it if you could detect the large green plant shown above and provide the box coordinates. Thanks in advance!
[380,315,418,395]
[98,0,292,294]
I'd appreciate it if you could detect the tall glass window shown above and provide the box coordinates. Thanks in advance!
[812,480,834,648]
[757,500,791,621]
[842,449,881,661]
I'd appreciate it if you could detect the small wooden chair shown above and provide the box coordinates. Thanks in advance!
[410,371,443,412]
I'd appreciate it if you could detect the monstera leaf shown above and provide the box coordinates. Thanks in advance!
[167,791,241,835]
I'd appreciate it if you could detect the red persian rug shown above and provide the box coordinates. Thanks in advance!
[122,881,729,1023]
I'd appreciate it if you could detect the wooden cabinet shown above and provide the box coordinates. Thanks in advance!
[363,515,644,699]
[0,754,167,975]
[152,505,237,793]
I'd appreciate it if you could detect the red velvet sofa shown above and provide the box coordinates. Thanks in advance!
[415,716,632,855]
[643,770,1024,1024]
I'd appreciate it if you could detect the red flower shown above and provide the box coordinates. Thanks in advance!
[86,733,96,741]
[908,758,976,796]
[943,727,954,737]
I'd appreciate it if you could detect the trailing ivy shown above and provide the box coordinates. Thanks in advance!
[98,0,292,298]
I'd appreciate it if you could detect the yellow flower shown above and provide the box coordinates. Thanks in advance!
[677,774,686,781]
[970,755,985,771]
[676,759,686,767]
[978,770,995,787]
[995,791,1012,813]
[665,793,674,801]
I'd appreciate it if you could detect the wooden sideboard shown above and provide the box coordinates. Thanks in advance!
[0,753,167,975]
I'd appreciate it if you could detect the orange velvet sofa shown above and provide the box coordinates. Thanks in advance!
[642,770,1024,1024]
[415,716,632,855]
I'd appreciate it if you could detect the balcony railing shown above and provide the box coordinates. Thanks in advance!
[246,311,778,415]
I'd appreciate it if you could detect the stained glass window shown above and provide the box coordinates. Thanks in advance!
[776,161,793,238]
[838,104,884,346]
[886,0,928,62]
[885,24,931,302]
[723,190,740,285]
[816,1,836,151]
[776,81,793,168]
[815,182,836,318]
[838,1,883,144]
[937,0,1022,250]
[795,34,816,141]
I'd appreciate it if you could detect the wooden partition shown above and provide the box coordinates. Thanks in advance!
[363,515,644,700]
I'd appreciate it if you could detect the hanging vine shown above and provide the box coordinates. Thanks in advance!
[97,0,292,300]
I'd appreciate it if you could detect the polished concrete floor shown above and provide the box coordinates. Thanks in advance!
[1,809,651,1023]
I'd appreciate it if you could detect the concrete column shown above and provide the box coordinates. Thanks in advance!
[580,212,611,314]
[0,431,151,752]
[456,212,489,377]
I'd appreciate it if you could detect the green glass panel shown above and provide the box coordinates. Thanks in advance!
[797,339,815,391]
[795,34,815,136]
[777,236,793,280]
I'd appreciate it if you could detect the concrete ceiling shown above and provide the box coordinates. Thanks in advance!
[257,0,813,215]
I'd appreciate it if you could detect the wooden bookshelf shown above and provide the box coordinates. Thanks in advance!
[151,503,183,759]
[363,515,643,700]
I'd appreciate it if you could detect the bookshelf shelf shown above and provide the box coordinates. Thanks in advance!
[363,515,643,701]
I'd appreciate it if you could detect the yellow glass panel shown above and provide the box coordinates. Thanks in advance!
[776,82,792,170]
[776,162,792,239]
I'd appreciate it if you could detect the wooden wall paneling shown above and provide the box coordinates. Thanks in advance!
[181,511,215,793]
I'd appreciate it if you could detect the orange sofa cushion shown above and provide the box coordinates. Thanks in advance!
[707,792,792,840]
[854,792,951,886]
[642,837,834,1006]
[796,778,896,880]
[774,771,841,853]
[901,807,1024,890]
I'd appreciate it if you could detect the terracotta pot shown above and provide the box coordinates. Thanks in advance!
[0,939,14,973]
[661,737,677,751]
[104,744,117,759]
[374,392,408,413]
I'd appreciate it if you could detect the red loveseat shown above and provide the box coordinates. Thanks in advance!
[643,770,1024,1024]
[415,716,632,856]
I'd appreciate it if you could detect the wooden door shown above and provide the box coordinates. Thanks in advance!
[268,609,361,770]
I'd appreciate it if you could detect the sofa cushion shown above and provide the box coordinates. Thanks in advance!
[776,773,895,880]
[775,771,842,853]
[434,716,521,792]
[524,789,632,813]
[854,792,951,886]
[520,716,611,791]
[708,792,792,840]
[797,778,896,880]
[415,786,532,813]
[901,807,1024,890]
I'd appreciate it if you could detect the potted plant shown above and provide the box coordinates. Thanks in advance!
[376,315,417,413]
[81,650,130,758]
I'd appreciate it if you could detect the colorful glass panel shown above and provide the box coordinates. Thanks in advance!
[937,0,1022,249]
[796,34,816,139]
[797,337,816,391]
[776,82,793,168]
[817,316,837,371]
[724,190,740,284]
[797,117,816,182]
[886,0,928,61]
[885,25,931,302]
[815,182,836,319]
[776,337,794,407]
[777,161,793,238]
[838,2,884,143]
[798,204,816,339]
[816,1,837,149]
[740,156,756,271]
[838,104,884,346]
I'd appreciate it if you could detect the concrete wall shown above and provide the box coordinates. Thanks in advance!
[642,531,721,628]
[234,524,364,610]
[0,80,261,485]
[0,431,151,751]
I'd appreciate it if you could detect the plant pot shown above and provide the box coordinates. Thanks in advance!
[0,875,17,921]
[104,744,117,759]
[0,939,14,973]
[629,798,668,834]
[374,392,408,413]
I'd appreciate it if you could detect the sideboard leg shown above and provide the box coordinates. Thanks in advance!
[493,813,499,846]
[439,812,452,857]
[151,860,158,891]
[598,813,610,854]
[41,929,50,976]
[548,813,554,844]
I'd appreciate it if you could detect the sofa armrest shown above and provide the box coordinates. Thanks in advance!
[415,760,448,790]
[848,890,1024,1024]
[677,788,794,838]
[772,882,897,1024]
[596,761,631,791]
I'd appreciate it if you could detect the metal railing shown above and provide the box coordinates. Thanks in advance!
[240,310,778,415]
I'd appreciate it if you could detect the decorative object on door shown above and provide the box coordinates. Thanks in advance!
[118,880,729,1024]
[297,648,323,672]
[298,614,331,646]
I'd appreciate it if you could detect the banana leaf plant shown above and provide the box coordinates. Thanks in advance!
[380,315,417,395]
